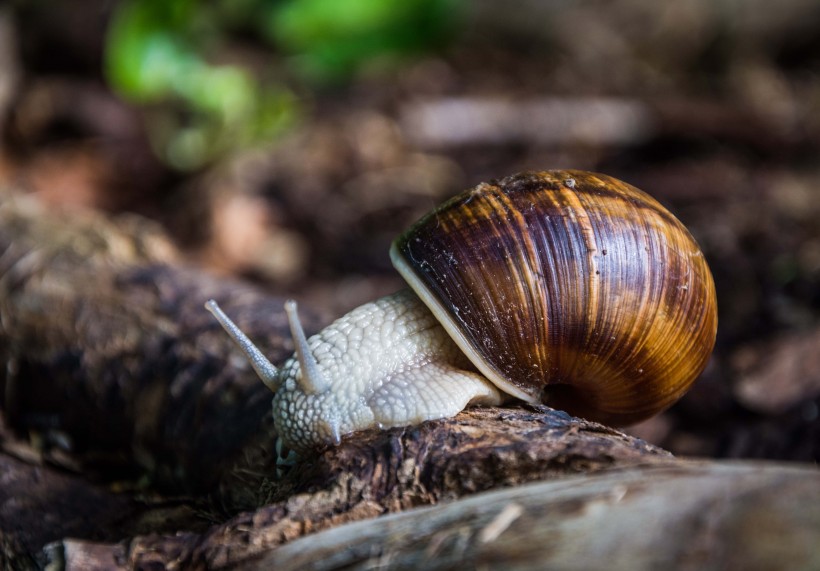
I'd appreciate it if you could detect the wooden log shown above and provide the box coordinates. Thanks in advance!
[250,462,820,571]
[47,461,820,570]
[0,191,324,494]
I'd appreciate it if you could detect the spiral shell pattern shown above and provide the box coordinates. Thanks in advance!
[391,170,717,425]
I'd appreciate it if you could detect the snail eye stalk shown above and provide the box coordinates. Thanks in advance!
[284,300,330,395]
[205,300,282,393]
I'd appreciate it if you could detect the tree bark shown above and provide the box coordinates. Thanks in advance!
[40,461,820,571]
[0,191,326,495]
[241,462,820,571]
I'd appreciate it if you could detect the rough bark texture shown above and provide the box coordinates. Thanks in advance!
[248,462,820,571]
[39,461,820,571]
[0,192,325,494]
[1,192,817,570]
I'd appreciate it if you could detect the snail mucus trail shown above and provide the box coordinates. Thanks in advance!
[206,170,718,454]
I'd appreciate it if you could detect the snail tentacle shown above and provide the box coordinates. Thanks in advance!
[284,300,330,395]
[205,300,282,393]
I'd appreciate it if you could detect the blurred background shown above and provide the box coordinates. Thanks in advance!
[0,0,818,461]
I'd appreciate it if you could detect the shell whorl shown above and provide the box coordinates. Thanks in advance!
[391,170,718,426]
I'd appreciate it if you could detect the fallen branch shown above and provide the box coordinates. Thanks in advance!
[48,462,820,570]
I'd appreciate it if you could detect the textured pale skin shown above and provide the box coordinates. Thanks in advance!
[273,289,501,451]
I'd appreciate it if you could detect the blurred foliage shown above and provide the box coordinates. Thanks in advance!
[267,0,462,82]
[105,0,462,170]
[106,0,297,170]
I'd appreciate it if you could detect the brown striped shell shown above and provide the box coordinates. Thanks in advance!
[390,170,717,426]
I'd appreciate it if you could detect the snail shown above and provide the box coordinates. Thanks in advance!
[206,170,717,453]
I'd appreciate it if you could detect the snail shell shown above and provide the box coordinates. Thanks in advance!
[391,170,717,426]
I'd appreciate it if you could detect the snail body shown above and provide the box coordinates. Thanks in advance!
[207,170,717,452]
